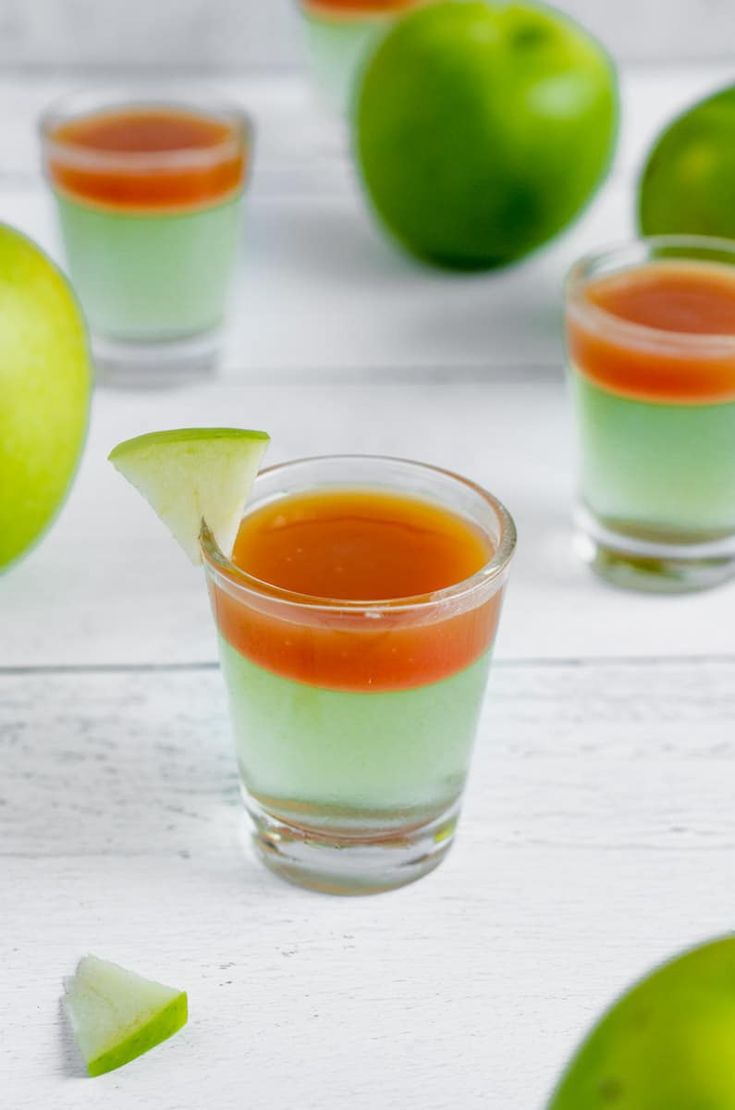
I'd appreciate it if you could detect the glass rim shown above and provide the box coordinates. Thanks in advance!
[39,88,252,173]
[566,234,735,353]
[200,454,517,613]
[299,0,423,16]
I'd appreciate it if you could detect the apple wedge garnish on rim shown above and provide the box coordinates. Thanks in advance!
[108,427,270,563]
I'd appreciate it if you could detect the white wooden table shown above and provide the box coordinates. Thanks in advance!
[3,67,735,1109]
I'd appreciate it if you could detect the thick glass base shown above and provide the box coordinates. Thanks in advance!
[93,329,221,389]
[245,794,459,896]
[575,504,735,593]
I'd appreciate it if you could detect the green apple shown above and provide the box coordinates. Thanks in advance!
[639,84,735,239]
[64,955,187,1077]
[354,0,618,270]
[109,427,269,563]
[548,936,735,1108]
[0,224,91,569]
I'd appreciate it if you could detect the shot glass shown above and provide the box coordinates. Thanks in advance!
[202,455,516,895]
[566,236,735,592]
[40,90,251,386]
[297,0,423,116]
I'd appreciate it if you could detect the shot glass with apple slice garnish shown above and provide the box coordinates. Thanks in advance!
[110,432,516,895]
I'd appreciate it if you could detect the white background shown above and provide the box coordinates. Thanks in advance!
[2,0,734,69]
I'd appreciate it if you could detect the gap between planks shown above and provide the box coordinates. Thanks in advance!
[2,653,735,678]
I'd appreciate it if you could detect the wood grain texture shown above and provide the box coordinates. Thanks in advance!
[0,70,728,186]
[0,68,728,374]
[3,661,735,1108]
[3,68,735,1109]
[3,378,735,669]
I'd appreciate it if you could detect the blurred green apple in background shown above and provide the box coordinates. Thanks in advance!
[548,936,735,1109]
[354,0,618,270]
[0,225,91,570]
[640,85,735,239]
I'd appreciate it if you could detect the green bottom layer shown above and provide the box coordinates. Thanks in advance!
[572,369,735,542]
[219,637,491,835]
[55,193,242,340]
[302,10,392,115]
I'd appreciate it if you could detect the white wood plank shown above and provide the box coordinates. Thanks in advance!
[0,181,595,376]
[3,661,735,1107]
[0,68,729,376]
[0,4,730,76]
[0,0,301,71]
[2,379,735,668]
[3,67,735,1110]
[5,660,735,858]
[0,68,729,186]
[2,68,735,659]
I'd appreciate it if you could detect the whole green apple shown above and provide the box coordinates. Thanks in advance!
[640,84,735,238]
[354,0,618,269]
[0,224,91,570]
[548,936,735,1108]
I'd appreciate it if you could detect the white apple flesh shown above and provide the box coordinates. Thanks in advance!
[109,427,270,564]
[64,955,188,1077]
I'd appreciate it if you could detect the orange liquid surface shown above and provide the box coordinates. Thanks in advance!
[47,107,246,211]
[568,261,735,404]
[209,489,501,692]
[233,489,489,600]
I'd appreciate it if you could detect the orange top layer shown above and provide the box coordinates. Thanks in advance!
[45,107,246,212]
[304,0,418,14]
[208,489,501,692]
[567,261,735,404]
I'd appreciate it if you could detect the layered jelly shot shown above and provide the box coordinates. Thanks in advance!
[109,438,515,895]
[567,237,735,591]
[298,0,423,114]
[204,455,515,894]
[41,94,249,382]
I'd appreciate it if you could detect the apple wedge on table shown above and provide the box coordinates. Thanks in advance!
[64,956,188,1077]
